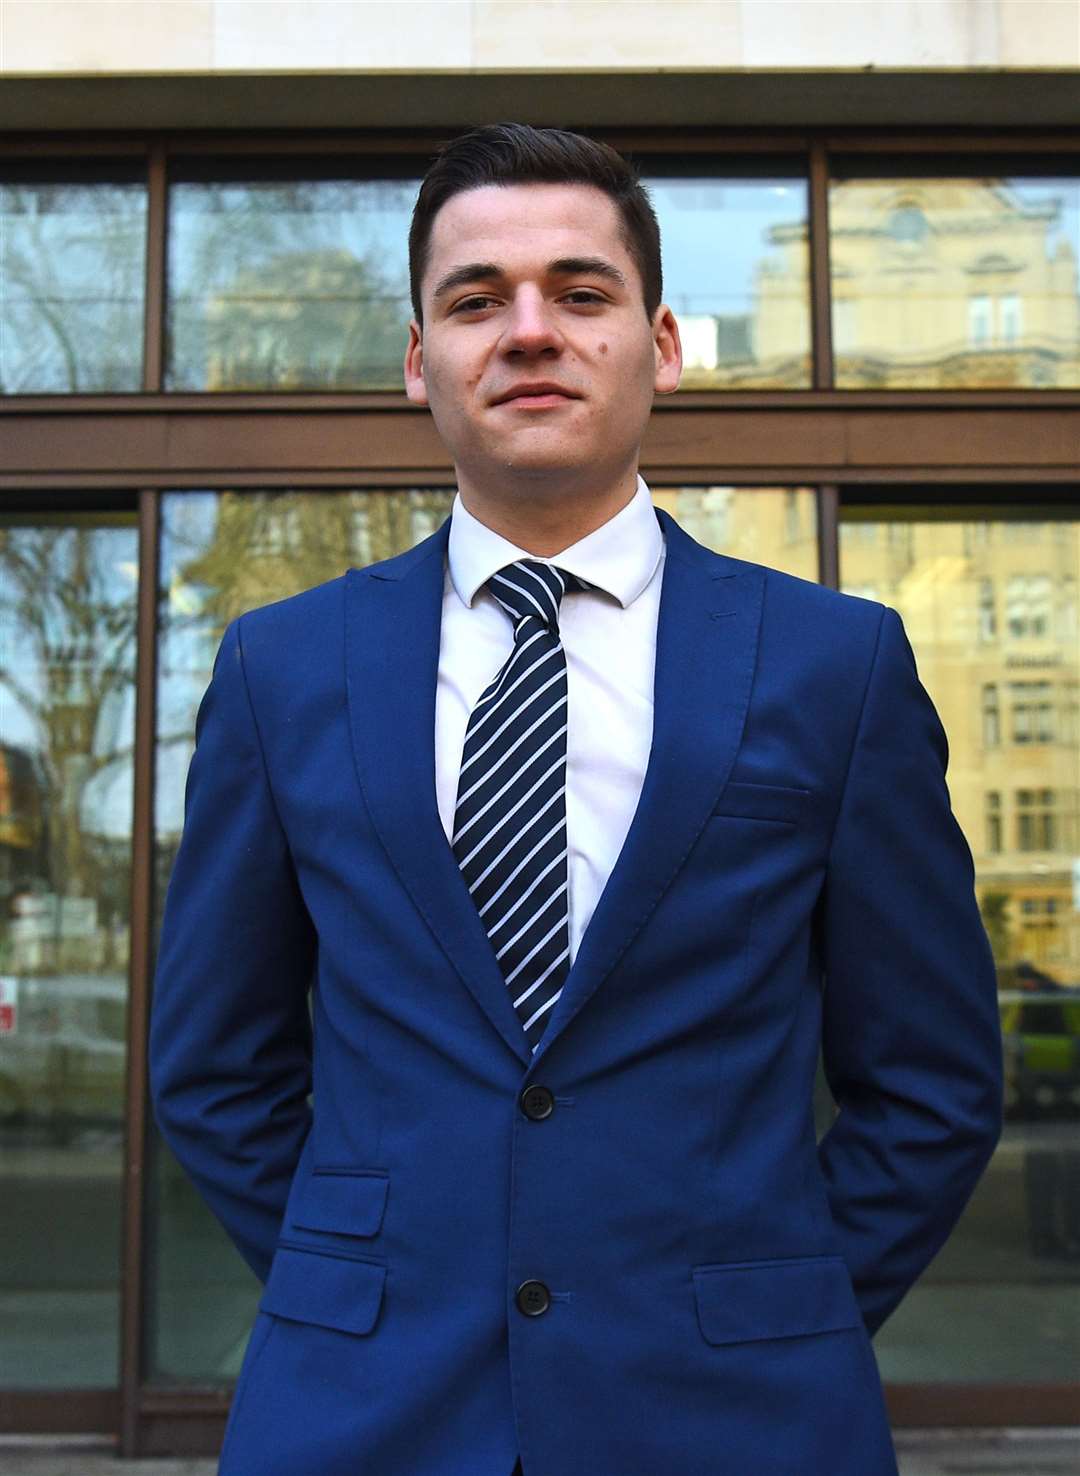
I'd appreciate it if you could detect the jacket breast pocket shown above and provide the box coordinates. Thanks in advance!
[289,1167,389,1238]
[711,781,810,826]
[261,1242,387,1336]
[692,1254,860,1345]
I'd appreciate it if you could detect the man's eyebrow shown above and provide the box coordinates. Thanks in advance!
[431,262,503,303]
[430,255,629,303]
[548,256,629,289]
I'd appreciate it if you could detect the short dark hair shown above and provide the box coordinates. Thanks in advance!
[408,122,662,325]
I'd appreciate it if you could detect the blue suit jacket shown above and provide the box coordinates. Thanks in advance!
[149,506,1003,1476]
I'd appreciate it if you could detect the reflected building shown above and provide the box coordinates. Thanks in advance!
[760,177,1080,390]
[841,517,1080,985]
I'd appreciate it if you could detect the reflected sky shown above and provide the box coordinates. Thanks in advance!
[645,178,806,318]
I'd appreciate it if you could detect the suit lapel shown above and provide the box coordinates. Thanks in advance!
[345,505,764,1074]
[345,518,534,1066]
[531,506,764,1068]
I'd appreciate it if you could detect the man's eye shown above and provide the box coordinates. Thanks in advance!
[452,295,497,313]
[563,290,605,305]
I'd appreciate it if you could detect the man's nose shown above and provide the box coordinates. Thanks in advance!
[500,289,563,354]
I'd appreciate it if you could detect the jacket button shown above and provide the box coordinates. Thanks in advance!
[516,1280,551,1317]
[520,1085,554,1120]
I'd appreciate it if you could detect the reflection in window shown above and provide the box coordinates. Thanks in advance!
[978,577,997,640]
[829,174,1080,388]
[1016,788,1058,851]
[651,486,817,580]
[784,489,801,543]
[986,790,1002,852]
[0,175,147,393]
[840,510,1078,992]
[969,294,993,348]
[1064,684,1079,745]
[833,296,857,354]
[644,176,811,389]
[842,582,879,602]
[1010,681,1054,744]
[1007,575,1052,638]
[0,510,138,1387]
[150,486,454,1382]
[841,508,1080,1385]
[166,174,418,391]
[248,502,302,558]
[350,503,372,566]
[1001,292,1023,344]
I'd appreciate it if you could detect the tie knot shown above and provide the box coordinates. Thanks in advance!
[487,559,592,638]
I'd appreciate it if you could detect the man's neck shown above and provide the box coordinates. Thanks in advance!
[456,471,639,558]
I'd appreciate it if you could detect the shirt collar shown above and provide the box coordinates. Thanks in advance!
[447,474,663,611]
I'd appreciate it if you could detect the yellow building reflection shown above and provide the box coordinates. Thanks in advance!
[841,513,1080,1003]
[821,177,1080,389]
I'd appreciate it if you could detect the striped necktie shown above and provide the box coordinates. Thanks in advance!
[452,558,593,1053]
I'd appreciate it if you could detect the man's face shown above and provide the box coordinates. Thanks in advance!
[404,182,681,495]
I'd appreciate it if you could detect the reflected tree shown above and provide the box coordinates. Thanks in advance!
[168,489,454,636]
[0,182,146,393]
[167,178,415,390]
[980,890,1012,969]
[0,523,137,968]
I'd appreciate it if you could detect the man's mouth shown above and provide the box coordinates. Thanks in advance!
[493,383,580,407]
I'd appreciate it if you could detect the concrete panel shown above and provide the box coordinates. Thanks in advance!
[999,0,1080,65]
[211,1,472,71]
[3,0,1079,77]
[740,0,1000,68]
[472,1,741,69]
[1,0,213,73]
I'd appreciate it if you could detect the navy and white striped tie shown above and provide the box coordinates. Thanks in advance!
[452,559,593,1052]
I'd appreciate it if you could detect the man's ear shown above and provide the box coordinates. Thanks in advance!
[404,320,428,406]
[652,305,682,395]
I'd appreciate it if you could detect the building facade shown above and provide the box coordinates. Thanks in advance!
[1,0,1079,1457]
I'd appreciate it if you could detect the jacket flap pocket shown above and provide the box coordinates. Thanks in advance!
[261,1244,386,1336]
[291,1170,389,1237]
[692,1255,859,1346]
[712,781,809,825]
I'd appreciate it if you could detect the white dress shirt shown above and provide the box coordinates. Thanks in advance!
[435,474,665,966]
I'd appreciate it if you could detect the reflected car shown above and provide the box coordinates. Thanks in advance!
[0,972,126,1140]
[1000,962,1080,1118]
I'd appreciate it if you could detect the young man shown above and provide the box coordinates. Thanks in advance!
[150,124,1003,1476]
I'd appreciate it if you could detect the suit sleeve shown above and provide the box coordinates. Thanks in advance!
[817,604,1003,1337]
[149,615,316,1284]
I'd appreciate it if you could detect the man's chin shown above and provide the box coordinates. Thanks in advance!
[499,454,592,483]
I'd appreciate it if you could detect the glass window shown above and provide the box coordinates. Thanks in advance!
[1064,683,1079,745]
[1007,574,1052,638]
[986,790,1002,853]
[1009,681,1054,744]
[150,486,453,1382]
[969,293,993,348]
[644,173,811,389]
[651,486,818,579]
[840,507,1080,1383]
[0,507,139,1387]
[1001,292,1023,345]
[1016,788,1058,851]
[165,167,419,391]
[0,168,147,393]
[978,577,997,641]
[829,172,1080,388]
